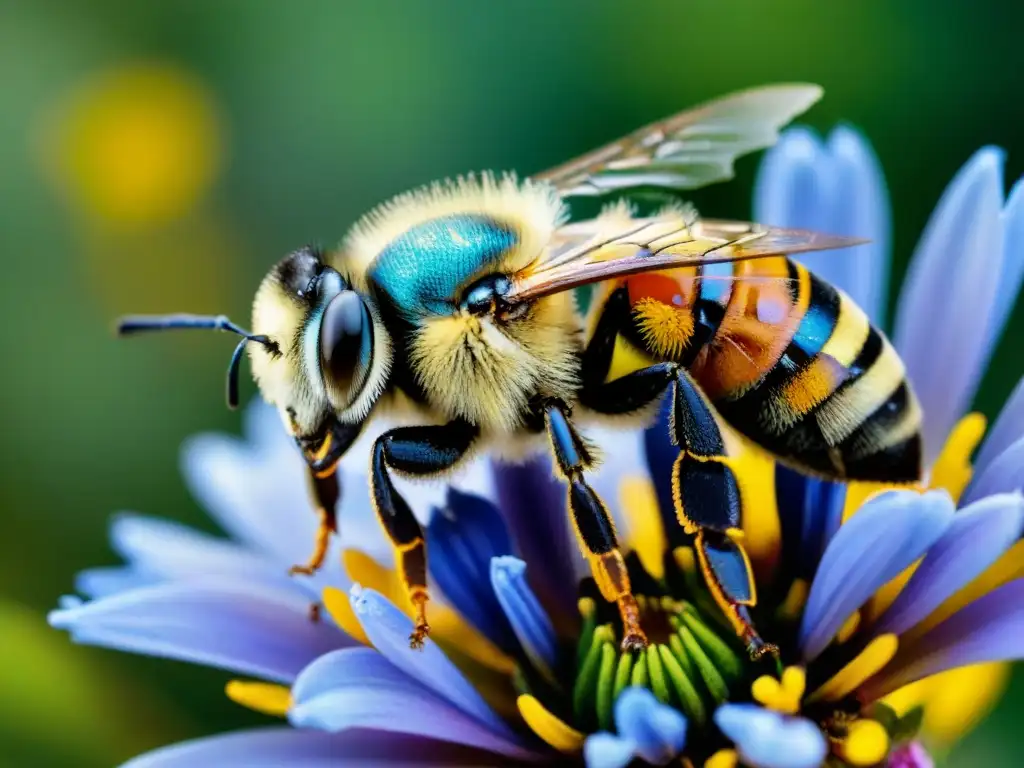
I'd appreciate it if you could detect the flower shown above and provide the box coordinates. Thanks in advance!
[51,131,1024,768]
[38,63,223,229]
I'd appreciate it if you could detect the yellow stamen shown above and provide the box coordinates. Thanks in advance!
[723,437,781,578]
[619,476,666,580]
[807,633,898,703]
[332,549,515,673]
[751,666,805,714]
[836,719,889,766]
[776,578,808,621]
[835,610,861,644]
[704,748,739,768]
[930,412,987,503]
[225,680,291,717]
[901,539,1024,644]
[884,662,1011,746]
[517,694,584,754]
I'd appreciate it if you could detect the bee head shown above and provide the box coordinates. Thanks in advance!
[249,246,390,437]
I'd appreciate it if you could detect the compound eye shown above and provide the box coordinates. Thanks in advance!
[319,290,373,401]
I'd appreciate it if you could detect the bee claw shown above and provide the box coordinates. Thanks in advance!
[408,622,430,650]
[288,564,316,577]
[620,631,649,653]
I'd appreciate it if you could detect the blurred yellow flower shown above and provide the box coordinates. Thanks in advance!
[39,63,222,229]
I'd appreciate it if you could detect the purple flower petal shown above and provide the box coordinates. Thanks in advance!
[349,587,518,740]
[874,494,1024,636]
[962,435,1024,506]
[427,490,517,653]
[893,147,1007,464]
[614,687,687,765]
[862,578,1024,699]
[753,126,890,323]
[122,725,495,767]
[490,455,578,618]
[290,648,538,761]
[49,579,349,683]
[714,705,827,768]
[799,491,954,661]
[584,732,639,768]
[984,177,1024,366]
[490,556,557,677]
[973,375,1024,480]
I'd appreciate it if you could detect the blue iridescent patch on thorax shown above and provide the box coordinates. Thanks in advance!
[368,214,517,317]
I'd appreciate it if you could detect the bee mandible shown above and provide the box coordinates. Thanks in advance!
[118,84,921,656]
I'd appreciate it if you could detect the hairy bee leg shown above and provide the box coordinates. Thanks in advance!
[669,371,776,659]
[371,421,478,649]
[575,290,771,656]
[289,419,363,578]
[288,469,340,576]
[544,403,648,651]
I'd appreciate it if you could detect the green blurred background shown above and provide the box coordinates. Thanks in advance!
[1,1,1021,765]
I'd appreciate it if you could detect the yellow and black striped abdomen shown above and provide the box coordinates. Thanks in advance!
[611,257,922,483]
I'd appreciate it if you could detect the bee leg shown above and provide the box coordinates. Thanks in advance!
[289,419,363,577]
[576,292,774,656]
[371,421,478,649]
[669,370,777,659]
[544,402,648,652]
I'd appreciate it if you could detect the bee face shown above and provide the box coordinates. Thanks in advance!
[250,246,391,437]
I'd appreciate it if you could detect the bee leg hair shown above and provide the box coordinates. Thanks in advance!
[289,419,363,578]
[544,402,648,652]
[576,289,774,658]
[370,421,478,649]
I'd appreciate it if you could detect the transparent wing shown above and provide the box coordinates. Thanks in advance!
[534,83,822,198]
[508,209,864,303]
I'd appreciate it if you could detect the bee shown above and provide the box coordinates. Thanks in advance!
[117,84,921,656]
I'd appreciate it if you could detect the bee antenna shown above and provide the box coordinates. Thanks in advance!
[115,313,279,409]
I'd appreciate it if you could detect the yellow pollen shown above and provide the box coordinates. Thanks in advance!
[930,412,987,502]
[517,694,584,754]
[835,610,861,644]
[619,476,667,579]
[751,666,805,714]
[807,633,898,704]
[776,578,809,621]
[225,680,291,717]
[704,748,739,768]
[837,719,890,766]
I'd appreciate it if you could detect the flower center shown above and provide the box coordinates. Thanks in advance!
[571,590,749,735]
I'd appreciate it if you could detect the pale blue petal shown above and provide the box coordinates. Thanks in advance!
[49,579,349,683]
[754,127,829,232]
[182,431,327,566]
[962,435,1024,505]
[107,513,300,593]
[821,125,891,324]
[614,687,688,766]
[289,648,537,760]
[349,586,518,740]
[863,578,1024,700]
[973,376,1024,478]
[753,126,890,322]
[874,494,1024,636]
[583,732,638,768]
[893,147,1006,464]
[984,176,1024,365]
[799,490,954,661]
[75,566,159,599]
[490,556,557,677]
[427,490,517,653]
[122,725,492,767]
[715,705,827,768]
